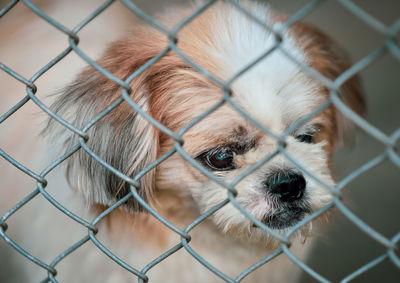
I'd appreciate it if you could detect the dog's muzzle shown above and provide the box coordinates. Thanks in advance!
[259,171,311,230]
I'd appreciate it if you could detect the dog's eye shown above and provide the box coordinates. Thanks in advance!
[205,148,236,171]
[295,133,314,143]
[294,124,321,144]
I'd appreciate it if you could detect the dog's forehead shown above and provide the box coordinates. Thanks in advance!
[201,4,325,131]
[229,57,322,131]
[175,3,329,153]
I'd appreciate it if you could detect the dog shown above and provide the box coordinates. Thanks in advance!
[42,1,365,282]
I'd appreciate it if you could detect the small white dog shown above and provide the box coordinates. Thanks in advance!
[42,1,364,282]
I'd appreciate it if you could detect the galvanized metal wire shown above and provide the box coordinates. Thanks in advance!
[1,0,399,282]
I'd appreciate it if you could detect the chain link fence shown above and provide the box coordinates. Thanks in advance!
[0,0,399,282]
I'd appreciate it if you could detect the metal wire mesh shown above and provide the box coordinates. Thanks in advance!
[0,0,399,282]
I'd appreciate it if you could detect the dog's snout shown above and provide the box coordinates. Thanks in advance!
[265,172,306,202]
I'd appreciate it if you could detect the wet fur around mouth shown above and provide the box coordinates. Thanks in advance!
[261,204,311,230]
[252,199,312,230]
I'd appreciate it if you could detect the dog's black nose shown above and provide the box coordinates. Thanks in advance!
[265,172,306,202]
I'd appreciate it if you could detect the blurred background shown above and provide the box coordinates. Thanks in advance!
[0,0,399,282]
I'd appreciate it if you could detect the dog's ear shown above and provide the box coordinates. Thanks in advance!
[44,28,170,212]
[288,21,366,147]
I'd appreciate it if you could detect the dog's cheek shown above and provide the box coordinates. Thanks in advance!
[155,154,219,209]
[157,155,243,221]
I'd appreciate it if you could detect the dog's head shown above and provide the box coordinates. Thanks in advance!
[44,2,364,246]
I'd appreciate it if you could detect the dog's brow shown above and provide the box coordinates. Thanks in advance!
[284,118,325,135]
[232,125,248,137]
[229,125,260,154]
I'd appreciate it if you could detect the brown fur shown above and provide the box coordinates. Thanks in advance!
[270,12,365,157]
[288,19,365,142]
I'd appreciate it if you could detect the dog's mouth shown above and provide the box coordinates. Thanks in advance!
[253,203,312,230]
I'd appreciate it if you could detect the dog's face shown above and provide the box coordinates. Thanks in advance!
[158,104,334,243]
[156,31,336,243]
[45,2,364,247]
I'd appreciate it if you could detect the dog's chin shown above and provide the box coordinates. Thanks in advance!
[260,206,310,230]
[252,202,312,231]
[214,201,314,248]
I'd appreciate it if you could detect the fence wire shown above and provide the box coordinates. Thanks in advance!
[0,0,399,282]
